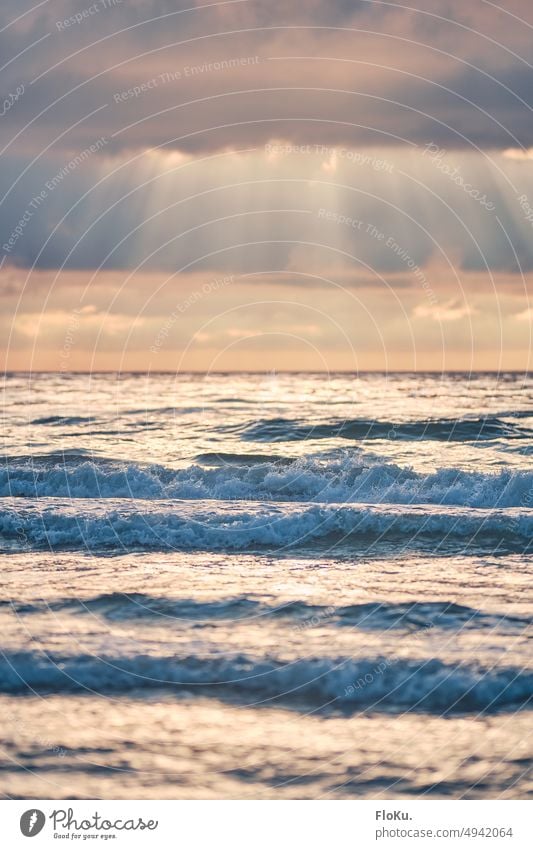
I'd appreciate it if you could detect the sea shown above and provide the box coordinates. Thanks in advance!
[0,371,531,799]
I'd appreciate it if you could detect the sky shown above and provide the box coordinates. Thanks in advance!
[1,0,532,371]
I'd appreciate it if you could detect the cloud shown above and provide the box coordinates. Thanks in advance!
[414,298,474,322]
[503,147,533,160]
[2,269,530,370]
[1,145,533,274]
[514,306,533,321]
[1,0,533,157]
[0,0,532,369]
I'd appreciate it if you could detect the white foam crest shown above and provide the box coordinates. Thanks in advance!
[0,651,531,713]
[1,453,532,508]
[1,499,531,552]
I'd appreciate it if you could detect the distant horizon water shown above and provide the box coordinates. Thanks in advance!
[3,369,532,375]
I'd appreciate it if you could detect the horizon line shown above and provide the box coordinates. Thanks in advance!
[2,369,531,376]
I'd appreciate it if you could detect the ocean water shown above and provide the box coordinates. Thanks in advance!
[0,371,532,799]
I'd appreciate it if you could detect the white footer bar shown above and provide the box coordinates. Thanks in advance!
[2,799,531,848]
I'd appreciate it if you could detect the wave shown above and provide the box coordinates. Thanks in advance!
[30,415,96,426]
[195,452,295,466]
[232,415,533,443]
[1,499,531,553]
[30,408,204,426]
[8,595,529,632]
[1,452,532,508]
[1,650,530,713]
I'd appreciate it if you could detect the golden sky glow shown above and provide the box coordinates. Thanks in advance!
[1,1,532,370]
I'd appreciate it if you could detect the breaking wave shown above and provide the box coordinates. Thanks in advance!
[1,498,530,553]
[0,650,530,714]
[1,452,533,508]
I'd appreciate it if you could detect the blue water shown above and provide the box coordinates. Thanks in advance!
[0,372,531,798]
